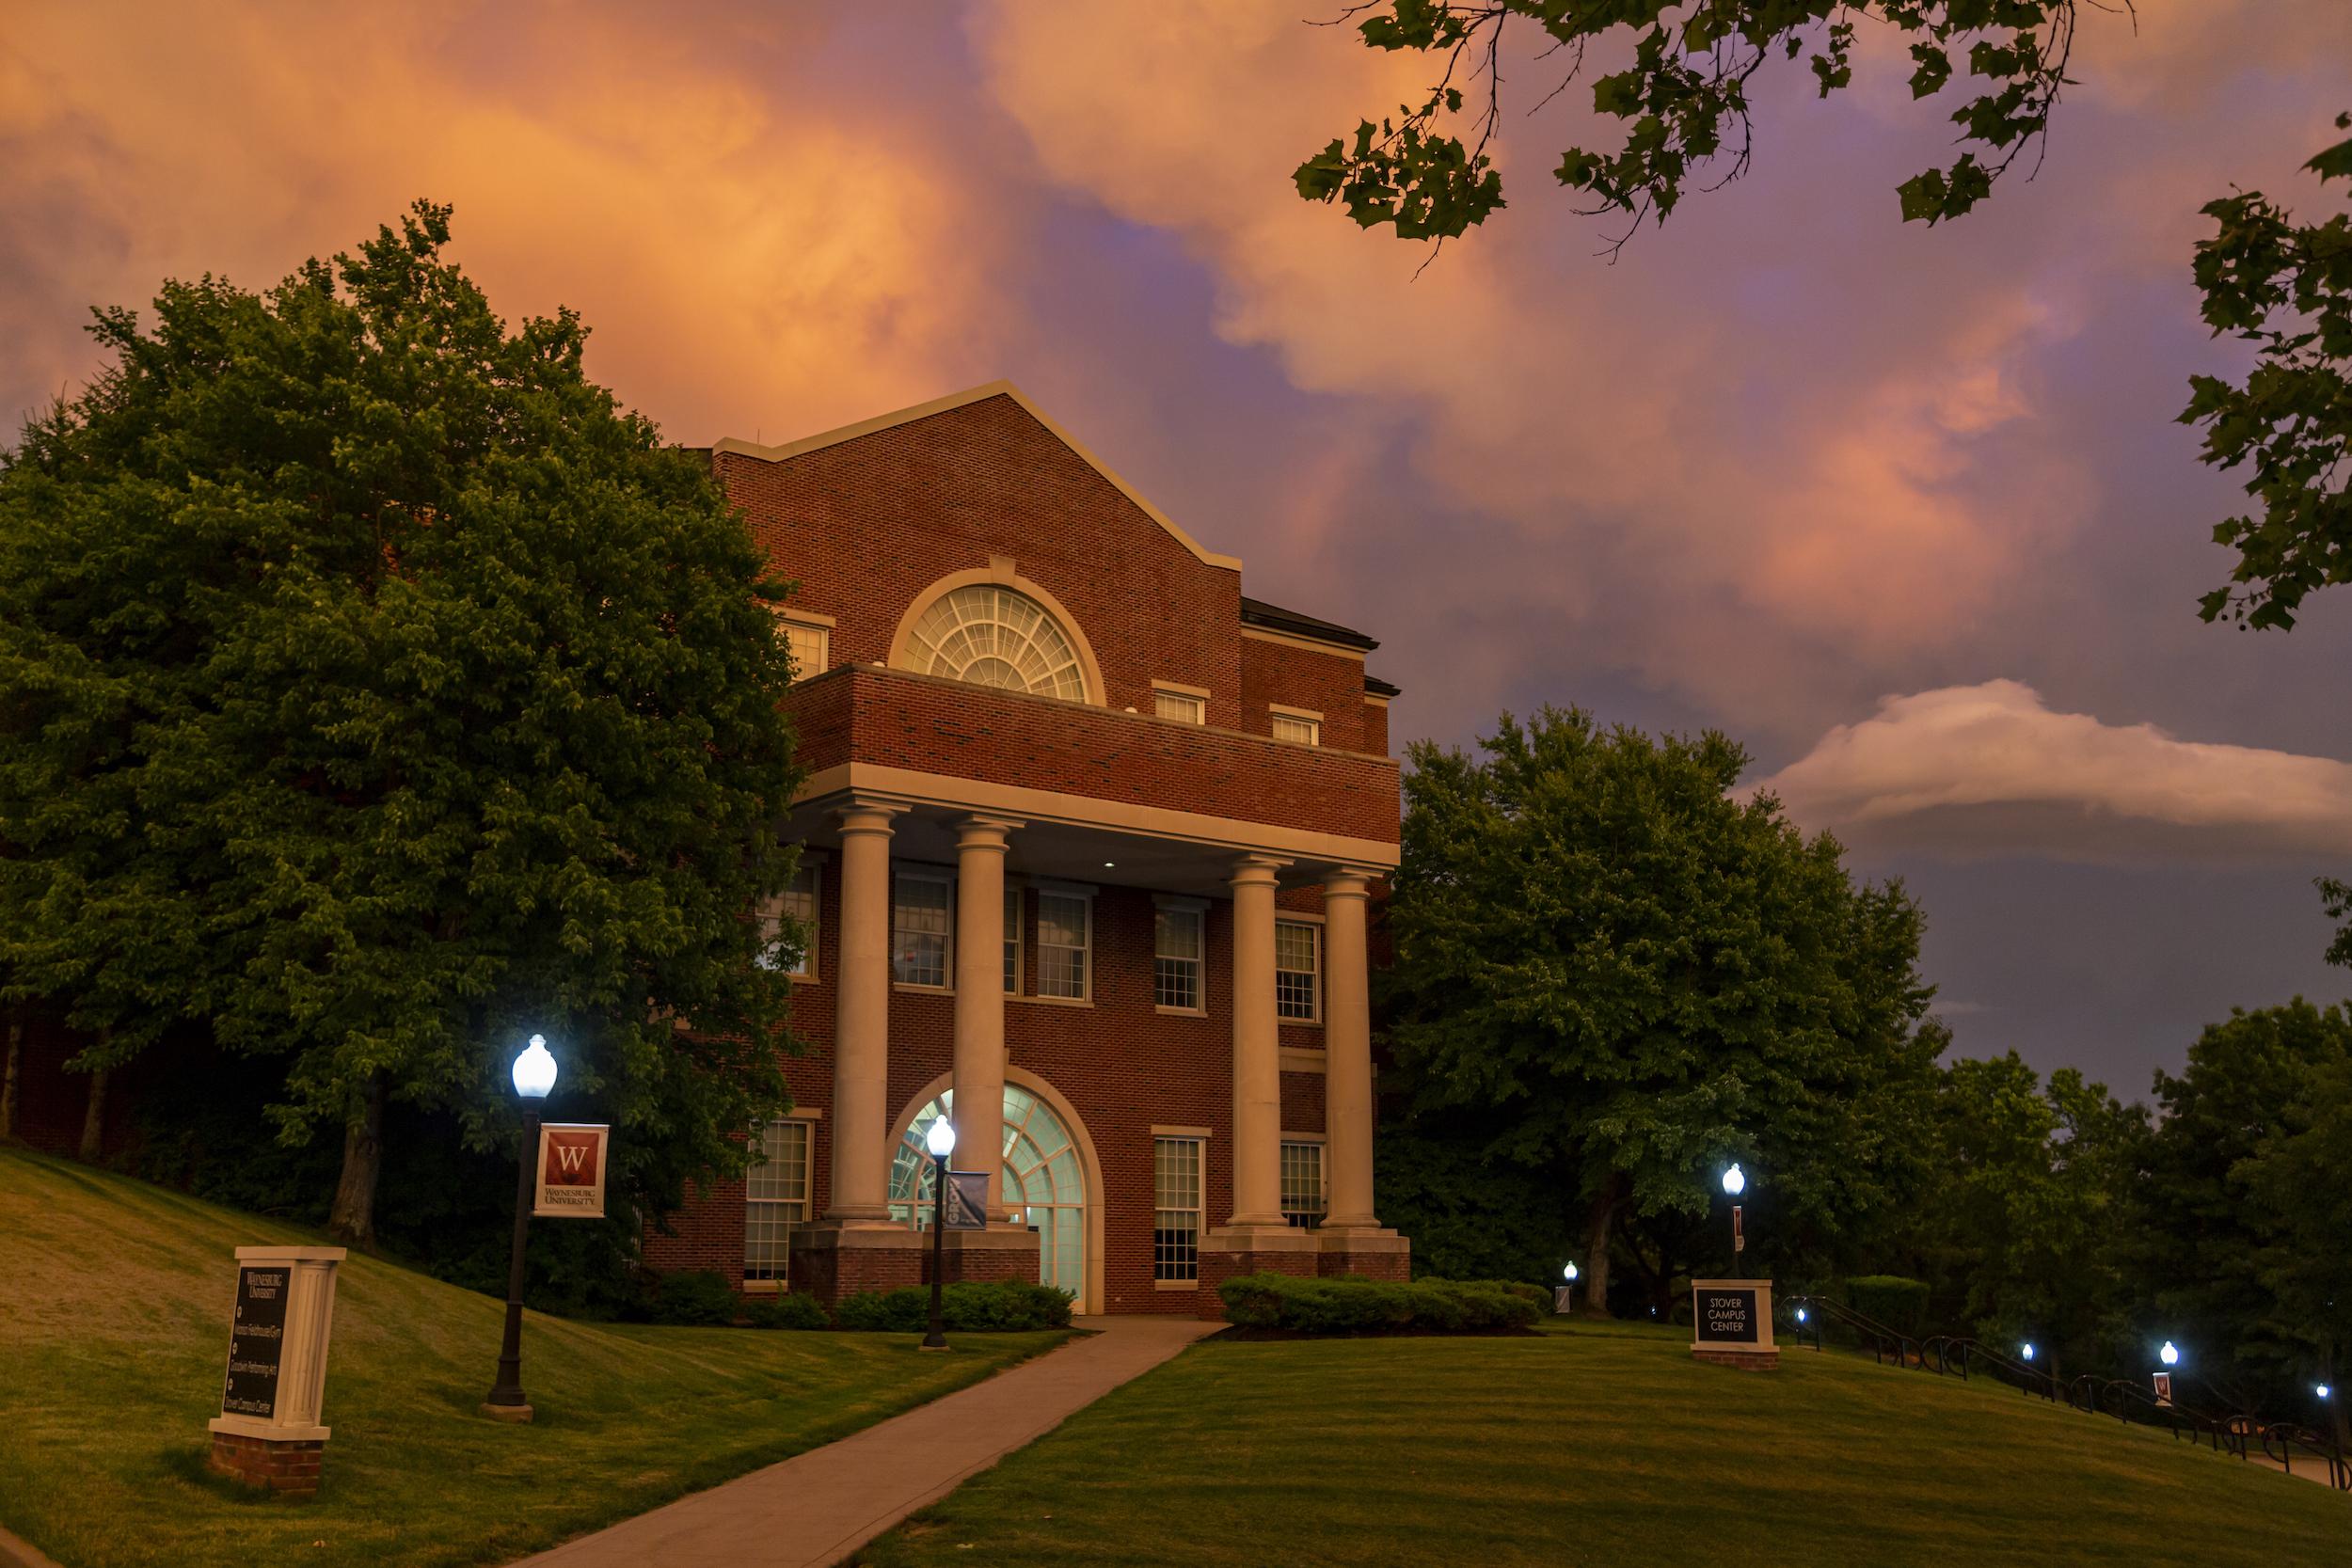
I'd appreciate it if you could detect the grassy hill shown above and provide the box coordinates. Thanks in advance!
[0,1148,1065,1568]
[857,1319,2350,1568]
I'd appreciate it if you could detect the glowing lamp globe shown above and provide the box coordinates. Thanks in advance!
[2159,1341,2180,1368]
[2319,1384,2333,1400]
[1796,1307,1808,1324]
[512,1036,558,1101]
[925,1117,957,1159]
[1722,1163,1746,1197]
[1563,1261,1579,1283]
[2020,1343,2036,1362]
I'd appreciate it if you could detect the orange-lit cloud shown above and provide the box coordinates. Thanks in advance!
[0,2,1003,446]
[1756,681,2352,861]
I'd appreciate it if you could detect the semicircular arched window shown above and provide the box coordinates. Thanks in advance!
[905,584,1088,703]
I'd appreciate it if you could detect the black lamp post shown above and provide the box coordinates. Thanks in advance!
[484,1034,556,1421]
[922,1115,957,1352]
[1722,1163,1748,1273]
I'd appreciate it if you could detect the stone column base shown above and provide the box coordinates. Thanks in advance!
[787,1223,1041,1308]
[1195,1224,1320,1320]
[205,1428,325,1498]
[1315,1226,1410,1281]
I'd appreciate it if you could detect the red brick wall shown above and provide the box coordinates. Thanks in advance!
[719,392,1392,750]
[718,394,1248,727]
[786,665,1400,846]
[1239,637,1373,753]
[1361,699,1390,757]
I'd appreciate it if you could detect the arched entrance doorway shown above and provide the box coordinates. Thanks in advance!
[888,1082,1091,1307]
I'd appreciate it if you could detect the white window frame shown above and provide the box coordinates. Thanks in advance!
[758,858,823,980]
[1035,885,1093,1003]
[1152,682,1209,725]
[1280,1136,1327,1230]
[1003,882,1024,996]
[1152,1132,1207,1285]
[774,608,834,684]
[744,1117,817,1289]
[1153,895,1208,1015]
[1270,704,1322,747]
[1276,917,1322,1024]
[892,867,955,990]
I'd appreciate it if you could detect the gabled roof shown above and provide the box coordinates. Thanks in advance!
[711,381,1242,573]
[1240,595,1380,653]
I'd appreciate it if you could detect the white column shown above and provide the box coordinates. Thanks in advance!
[826,800,900,1222]
[952,816,1020,1218]
[1322,869,1379,1230]
[1227,853,1289,1227]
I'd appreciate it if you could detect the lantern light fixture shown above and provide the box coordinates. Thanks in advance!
[925,1117,957,1159]
[512,1036,558,1101]
[1722,1163,1746,1197]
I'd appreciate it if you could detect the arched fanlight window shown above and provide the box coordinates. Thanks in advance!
[905,585,1088,703]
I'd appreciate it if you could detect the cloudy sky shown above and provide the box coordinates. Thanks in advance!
[6,1,2348,1094]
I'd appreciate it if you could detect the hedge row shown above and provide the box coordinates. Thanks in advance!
[631,1272,1071,1331]
[834,1279,1074,1333]
[1216,1272,1542,1335]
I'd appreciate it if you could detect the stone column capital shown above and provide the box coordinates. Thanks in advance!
[954,814,1025,851]
[1322,867,1375,901]
[834,799,905,837]
[1228,852,1290,890]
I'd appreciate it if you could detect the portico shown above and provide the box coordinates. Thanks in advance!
[782,728,1405,1312]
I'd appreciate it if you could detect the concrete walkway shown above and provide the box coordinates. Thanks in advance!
[511,1315,1220,1568]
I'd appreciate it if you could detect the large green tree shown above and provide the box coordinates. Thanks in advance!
[0,202,807,1243]
[2135,999,2352,1414]
[1380,707,1937,1314]
[1905,1052,2145,1386]
[1294,1,2099,247]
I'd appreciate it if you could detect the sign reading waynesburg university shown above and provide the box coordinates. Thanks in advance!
[221,1265,294,1418]
[532,1123,612,1219]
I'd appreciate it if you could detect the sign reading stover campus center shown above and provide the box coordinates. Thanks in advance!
[532,1123,611,1219]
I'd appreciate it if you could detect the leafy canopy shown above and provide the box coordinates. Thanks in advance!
[0,201,807,1223]
[1380,706,1937,1271]
[2184,112,2352,630]
[1294,1,2098,249]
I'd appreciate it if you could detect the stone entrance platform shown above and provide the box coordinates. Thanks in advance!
[506,1315,1219,1568]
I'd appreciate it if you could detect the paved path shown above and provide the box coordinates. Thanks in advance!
[511,1315,1219,1568]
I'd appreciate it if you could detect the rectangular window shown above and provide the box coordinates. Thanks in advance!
[1153,689,1206,724]
[779,617,830,682]
[744,1119,813,1283]
[1004,886,1023,995]
[892,871,951,988]
[1154,903,1205,1011]
[1276,920,1321,1022]
[1038,890,1090,1000]
[1281,1141,1327,1230]
[756,863,820,979]
[1153,1136,1204,1282]
[1271,713,1320,746]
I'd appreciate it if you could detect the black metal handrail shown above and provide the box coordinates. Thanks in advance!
[2259,1420,2352,1490]
[1917,1335,2062,1402]
[1781,1295,2349,1491]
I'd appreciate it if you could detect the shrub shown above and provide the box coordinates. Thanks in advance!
[646,1270,739,1326]
[1493,1280,1553,1314]
[1216,1273,1540,1335]
[745,1291,832,1330]
[1844,1275,1931,1336]
[834,1279,1075,1333]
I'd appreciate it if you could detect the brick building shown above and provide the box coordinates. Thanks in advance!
[644,382,1409,1315]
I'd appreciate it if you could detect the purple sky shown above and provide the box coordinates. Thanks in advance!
[6,1,2349,1094]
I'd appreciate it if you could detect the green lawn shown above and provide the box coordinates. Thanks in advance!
[0,1148,1066,1568]
[856,1319,2348,1568]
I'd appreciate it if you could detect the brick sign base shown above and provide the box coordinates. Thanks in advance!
[208,1430,326,1499]
[1692,1347,1781,1370]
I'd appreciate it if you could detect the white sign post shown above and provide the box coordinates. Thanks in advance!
[206,1245,345,1497]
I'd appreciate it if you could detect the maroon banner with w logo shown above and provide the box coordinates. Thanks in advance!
[533,1123,610,1218]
